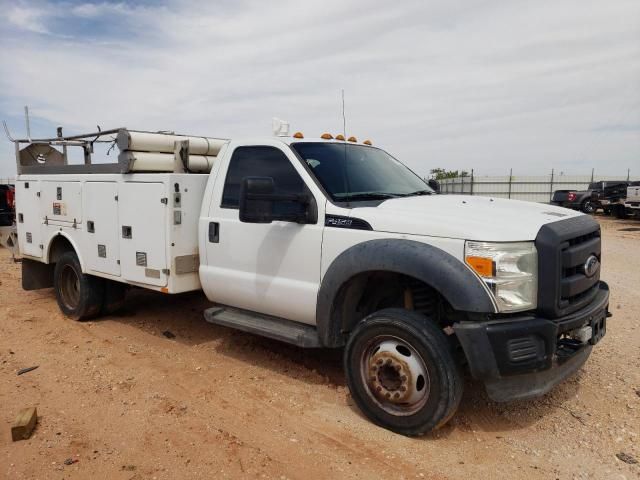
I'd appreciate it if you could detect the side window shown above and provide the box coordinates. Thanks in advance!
[221,146,307,213]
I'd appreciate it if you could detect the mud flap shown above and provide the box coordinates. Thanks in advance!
[22,258,54,290]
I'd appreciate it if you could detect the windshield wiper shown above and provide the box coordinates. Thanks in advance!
[397,190,433,197]
[339,192,400,201]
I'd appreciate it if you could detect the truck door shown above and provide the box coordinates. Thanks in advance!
[201,144,325,325]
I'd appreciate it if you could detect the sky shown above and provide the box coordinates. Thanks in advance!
[0,0,639,179]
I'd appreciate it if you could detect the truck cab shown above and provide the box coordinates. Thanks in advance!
[11,128,610,436]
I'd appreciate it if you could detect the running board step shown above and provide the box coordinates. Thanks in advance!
[204,306,322,348]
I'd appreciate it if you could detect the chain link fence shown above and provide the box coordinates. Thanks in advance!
[438,169,638,203]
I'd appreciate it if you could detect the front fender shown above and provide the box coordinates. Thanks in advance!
[316,239,497,347]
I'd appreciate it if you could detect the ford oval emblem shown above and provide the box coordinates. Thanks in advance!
[583,255,600,278]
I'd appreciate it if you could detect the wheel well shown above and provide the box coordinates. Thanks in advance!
[48,235,75,264]
[331,272,461,343]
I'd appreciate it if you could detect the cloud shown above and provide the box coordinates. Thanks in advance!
[6,4,51,34]
[70,2,129,18]
[0,0,639,178]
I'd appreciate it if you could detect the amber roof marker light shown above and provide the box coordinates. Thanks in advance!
[335,134,345,141]
[347,136,357,143]
[363,139,372,145]
[292,132,304,139]
[321,133,333,139]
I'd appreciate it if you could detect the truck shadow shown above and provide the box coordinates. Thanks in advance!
[106,287,587,438]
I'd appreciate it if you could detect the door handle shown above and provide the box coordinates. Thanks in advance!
[209,222,219,243]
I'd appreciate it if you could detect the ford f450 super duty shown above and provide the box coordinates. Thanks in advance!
[8,126,610,435]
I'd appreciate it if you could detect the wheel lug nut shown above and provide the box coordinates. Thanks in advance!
[401,375,407,381]
[400,386,407,392]
[377,359,384,365]
[376,386,382,392]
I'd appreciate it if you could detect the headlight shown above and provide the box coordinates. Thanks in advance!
[465,241,538,313]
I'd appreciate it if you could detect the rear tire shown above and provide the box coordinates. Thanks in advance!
[54,251,104,320]
[344,308,463,436]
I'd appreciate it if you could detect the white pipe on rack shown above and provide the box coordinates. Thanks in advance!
[117,129,226,156]
[119,151,215,173]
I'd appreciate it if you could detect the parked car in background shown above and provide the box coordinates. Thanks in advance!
[0,184,15,226]
[552,181,631,214]
[624,184,640,218]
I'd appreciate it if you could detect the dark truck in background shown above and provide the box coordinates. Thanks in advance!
[552,181,633,215]
[593,181,640,218]
[0,184,15,226]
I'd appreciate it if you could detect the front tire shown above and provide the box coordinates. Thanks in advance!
[344,308,463,436]
[54,251,104,320]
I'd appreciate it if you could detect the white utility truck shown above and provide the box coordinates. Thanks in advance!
[9,125,610,435]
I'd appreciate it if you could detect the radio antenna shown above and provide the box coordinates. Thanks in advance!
[341,89,346,138]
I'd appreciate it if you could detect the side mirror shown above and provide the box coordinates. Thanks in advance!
[428,179,440,193]
[239,177,276,223]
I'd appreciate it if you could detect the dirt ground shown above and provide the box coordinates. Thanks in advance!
[1,216,639,480]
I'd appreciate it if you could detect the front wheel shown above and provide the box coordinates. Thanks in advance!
[344,308,463,436]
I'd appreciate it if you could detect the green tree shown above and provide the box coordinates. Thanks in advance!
[429,168,469,180]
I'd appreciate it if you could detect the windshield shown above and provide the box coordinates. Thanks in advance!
[291,143,432,201]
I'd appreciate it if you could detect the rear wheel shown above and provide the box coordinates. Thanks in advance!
[344,308,463,436]
[54,251,104,320]
[581,199,596,214]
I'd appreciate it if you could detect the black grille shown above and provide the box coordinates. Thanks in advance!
[536,215,601,319]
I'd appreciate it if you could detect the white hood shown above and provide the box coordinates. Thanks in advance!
[346,195,583,242]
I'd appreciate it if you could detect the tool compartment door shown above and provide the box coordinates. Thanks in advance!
[84,182,120,276]
[15,180,43,258]
[41,181,82,224]
[118,182,168,287]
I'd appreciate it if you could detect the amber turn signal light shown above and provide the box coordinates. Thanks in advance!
[465,256,495,278]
